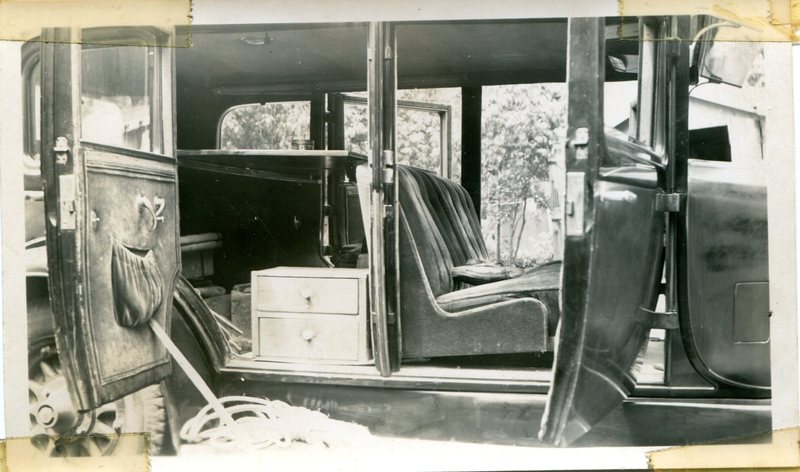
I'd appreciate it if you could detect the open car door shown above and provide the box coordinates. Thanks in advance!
[364,22,400,375]
[40,27,179,411]
[539,17,667,445]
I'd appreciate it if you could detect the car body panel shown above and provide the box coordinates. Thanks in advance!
[680,160,770,389]
[217,375,770,447]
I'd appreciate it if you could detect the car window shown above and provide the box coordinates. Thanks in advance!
[343,87,459,179]
[218,101,312,150]
[81,44,160,152]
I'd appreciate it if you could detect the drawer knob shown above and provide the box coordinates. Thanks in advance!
[301,328,316,342]
[299,288,313,307]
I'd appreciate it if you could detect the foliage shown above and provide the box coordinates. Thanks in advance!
[344,88,462,180]
[481,84,566,266]
[220,102,311,150]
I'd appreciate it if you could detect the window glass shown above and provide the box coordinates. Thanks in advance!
[81,44,156,152]
[23,56,45,243]
[343,87,460,179]
[396,107,442,174]
[219,102,311,150]
[397,88,461,180]
[480,83,567,268]
[24,59,41,161]
[604,80,638,132]
[343,95,369,155]
[603,24,658,166]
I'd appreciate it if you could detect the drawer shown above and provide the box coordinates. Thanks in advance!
[256,276,359,314]
[257,315,359,361]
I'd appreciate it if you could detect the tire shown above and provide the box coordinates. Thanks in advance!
[28,301,169,456]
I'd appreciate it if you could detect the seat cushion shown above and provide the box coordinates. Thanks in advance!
[437,261,561,333]
[451,261,524,284]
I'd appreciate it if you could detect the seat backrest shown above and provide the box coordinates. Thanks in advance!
[397,166,455,297]
[406,167,488,266]
[357,164,491,297]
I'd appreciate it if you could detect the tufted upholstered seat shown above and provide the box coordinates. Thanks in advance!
[356,165,560,358]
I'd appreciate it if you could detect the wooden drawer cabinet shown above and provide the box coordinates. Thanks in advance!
[252,267,370,363]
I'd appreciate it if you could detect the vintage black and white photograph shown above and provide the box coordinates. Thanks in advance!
[0,0,798,469]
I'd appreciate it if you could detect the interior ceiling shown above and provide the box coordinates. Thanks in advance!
[176,19,569,98]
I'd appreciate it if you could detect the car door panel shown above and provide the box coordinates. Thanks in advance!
[539,17,664,446]
[541,176,663,445]
[81,144,179,385]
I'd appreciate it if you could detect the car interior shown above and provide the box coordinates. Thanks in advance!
[166,18,663,383]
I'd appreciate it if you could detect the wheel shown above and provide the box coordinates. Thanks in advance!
[28,332,168,456]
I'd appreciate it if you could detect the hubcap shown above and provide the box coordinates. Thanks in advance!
[36,405,56,426]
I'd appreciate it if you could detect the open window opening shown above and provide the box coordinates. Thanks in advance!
[480,83,567,269]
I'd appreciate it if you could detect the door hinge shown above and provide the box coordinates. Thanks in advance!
[655,192,682,212]
[382,167,394,184]
[54,136,71,165]
[569,127,590,161]
[639,306,679,330]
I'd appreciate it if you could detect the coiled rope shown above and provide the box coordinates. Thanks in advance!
[149,319,370,451]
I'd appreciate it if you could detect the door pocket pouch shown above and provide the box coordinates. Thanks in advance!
[111,239,164,328]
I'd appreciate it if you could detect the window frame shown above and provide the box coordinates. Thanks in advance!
[601,17,667,170]
[78,27,166,154]
[22,46,40,159]
[342,93,453,178]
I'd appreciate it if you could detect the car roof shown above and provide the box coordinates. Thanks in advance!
[176,19,569,99]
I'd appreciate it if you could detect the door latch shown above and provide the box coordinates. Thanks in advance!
[58,175,76,230]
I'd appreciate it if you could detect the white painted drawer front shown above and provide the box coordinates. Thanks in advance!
[257,315,359,361]
[257,276,359,315]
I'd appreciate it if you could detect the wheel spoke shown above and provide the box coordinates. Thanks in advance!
[92,421,116,436]
[84,437,104,457]
[28,380,44,401]
[30,424,47,436]
[39,361,58,381]
[94,402,117,416]
[43,438,56,456]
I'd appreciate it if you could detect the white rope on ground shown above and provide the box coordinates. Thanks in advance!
[179,396,371,451]
[149,319,371,452]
